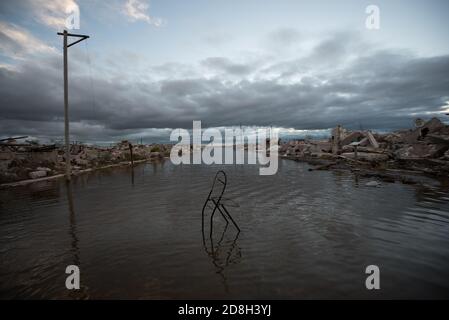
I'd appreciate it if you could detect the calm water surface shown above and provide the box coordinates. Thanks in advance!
[1,158,449,299]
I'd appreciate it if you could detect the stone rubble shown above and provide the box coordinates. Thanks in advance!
[280,117,449,179]
[0,138,172,184]
[2,117,448,184]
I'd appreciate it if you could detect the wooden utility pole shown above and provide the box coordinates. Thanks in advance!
[57,30,89,181]
[63,31,69,181]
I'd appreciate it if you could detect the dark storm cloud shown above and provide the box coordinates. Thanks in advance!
[1,32,449,141]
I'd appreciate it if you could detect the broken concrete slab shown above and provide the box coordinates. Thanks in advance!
[341,152,389,162]
[394,143,449,159]
[421,117,445,135]
[340,131,364,146]
[29,170,47,179]
[365,181,381,187]
[366,131,379,149]
[426,134,449,145]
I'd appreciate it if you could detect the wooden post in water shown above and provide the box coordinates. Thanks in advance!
[332,125,341,155]
[129,143,134,167]
[336,125,341,154]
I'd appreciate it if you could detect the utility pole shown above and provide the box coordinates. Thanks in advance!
[57,30,89,181]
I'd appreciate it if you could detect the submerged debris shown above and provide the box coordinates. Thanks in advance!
[365,181,381,187]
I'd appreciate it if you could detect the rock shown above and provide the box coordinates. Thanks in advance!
[29,170,47,179]
[365,180,381,187]
[36,167,51,172]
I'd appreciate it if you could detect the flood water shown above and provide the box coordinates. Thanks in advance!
[1,157,449,299]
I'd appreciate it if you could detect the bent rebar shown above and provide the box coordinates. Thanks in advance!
[201,170,240,243]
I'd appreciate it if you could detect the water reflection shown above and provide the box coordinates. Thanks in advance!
[131,166,135,186]
[66,181,80,267]
[65,181,89,299]
[201,170,242,291]
[202,221,241,292]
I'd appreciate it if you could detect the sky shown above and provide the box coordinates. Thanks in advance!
[0,0,449,144]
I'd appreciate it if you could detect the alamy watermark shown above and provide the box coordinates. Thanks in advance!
[65,3,80,30]
[365,5,380,30]
[169,121,279,175]
[365,265,380,290]
[65,265,80,290]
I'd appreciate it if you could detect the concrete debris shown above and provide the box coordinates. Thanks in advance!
[394,143,448,159]
[366,131,379,149]
[341,152,389,162]
[29,170,47,179]
[0,137,173,183]
[365,181,381,187]
[340,131,365,146]
[280,117,449,177]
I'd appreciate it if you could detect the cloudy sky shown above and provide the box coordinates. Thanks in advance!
[1,0,449,143]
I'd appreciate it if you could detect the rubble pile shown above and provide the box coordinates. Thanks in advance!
[280,117,449,177]
[0,138,172,184]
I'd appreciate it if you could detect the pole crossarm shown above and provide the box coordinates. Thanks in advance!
[57,31,90,48]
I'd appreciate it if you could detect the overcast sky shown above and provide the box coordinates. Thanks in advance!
[1,0,449,143]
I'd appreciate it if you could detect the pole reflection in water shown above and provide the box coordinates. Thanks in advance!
[131,166,135,186]
[65,181,88,298]
[66,181,80,266]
